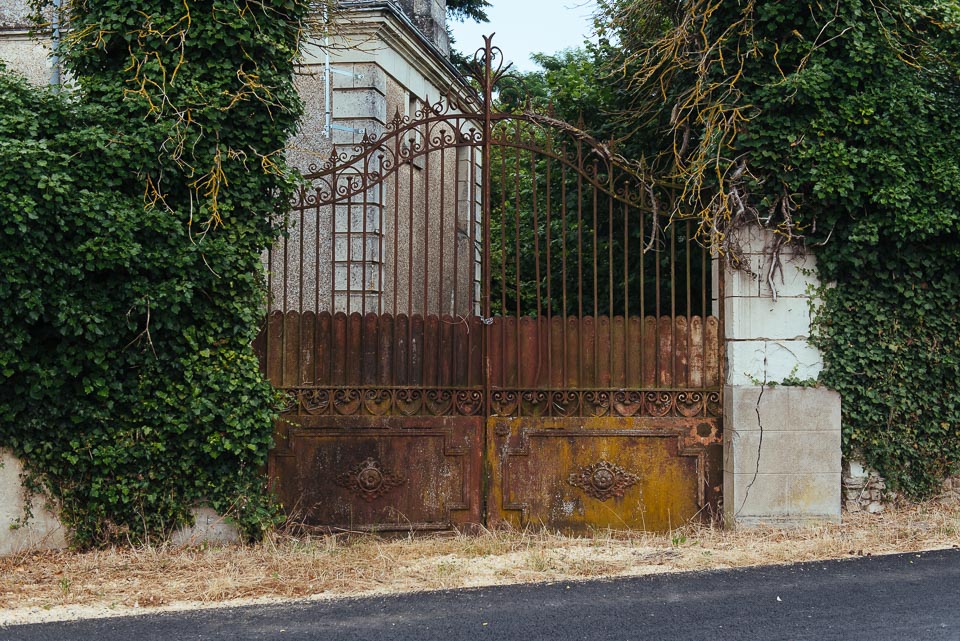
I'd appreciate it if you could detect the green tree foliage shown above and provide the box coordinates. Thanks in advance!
[487,48,711,319]
[447,0,490,23]
[599,0,960,496]
[0,0,309,546]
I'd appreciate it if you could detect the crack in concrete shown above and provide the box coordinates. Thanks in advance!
[736,355,766,517]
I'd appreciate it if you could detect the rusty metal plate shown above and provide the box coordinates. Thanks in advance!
[270,415,482,531]
[486,417,722,532]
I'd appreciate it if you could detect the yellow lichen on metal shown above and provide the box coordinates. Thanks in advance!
[486,417,715,532]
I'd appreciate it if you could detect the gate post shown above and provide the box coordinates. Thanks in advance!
[721,225,842,527]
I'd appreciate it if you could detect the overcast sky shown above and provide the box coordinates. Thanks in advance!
[448,0,598,72]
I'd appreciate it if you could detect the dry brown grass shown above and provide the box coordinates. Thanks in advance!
[2,501,958,625]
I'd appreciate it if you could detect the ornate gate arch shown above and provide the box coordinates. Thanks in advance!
[258,37,723,532]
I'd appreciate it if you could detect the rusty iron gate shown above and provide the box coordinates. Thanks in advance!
[256,38,723,532]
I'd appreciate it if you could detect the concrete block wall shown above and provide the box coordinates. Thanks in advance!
[0,450,67,555]
[724,386,841,527]
[722,226,842,527]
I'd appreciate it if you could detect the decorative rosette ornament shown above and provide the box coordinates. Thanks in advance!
[567,460,640,501]
[335,458,405,502]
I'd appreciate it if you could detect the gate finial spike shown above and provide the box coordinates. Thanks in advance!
[390,106,406,129]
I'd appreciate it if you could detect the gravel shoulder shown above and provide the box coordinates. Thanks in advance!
[3,501,958,627]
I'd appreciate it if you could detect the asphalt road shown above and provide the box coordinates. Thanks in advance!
[5,548,959,641]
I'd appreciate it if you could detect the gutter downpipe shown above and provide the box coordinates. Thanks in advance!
[324,4,332,137]
[50,0,62,91]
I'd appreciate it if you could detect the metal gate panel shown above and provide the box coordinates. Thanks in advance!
[270,414,481,531]
[487,417,721,531]
[259,36,724,533]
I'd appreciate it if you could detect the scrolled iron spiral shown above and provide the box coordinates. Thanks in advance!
[277,390,299,414]
[395,388,423,416]
[362,389,392,416]
[425,389,454,415]
[676,391,705,418]
[455,390,483,416]
[551,391,582,417]
[612,390,644,417]
[645,391,674,417]
[301,389,330,415]
[583,390,611,417]
[332,388,362,416]
[490,390,519,417]
[706,392,722,417]
[429,126,458,148]
[521,390,549,417]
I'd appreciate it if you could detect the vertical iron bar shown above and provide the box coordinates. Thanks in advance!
[592,159,599,386]
[607,164,614,385]
[514,124,522,387]
[686,218,692,387]
[499,123,508,387]
[544,142,553,387]
[266,227,273,384]
[576,140,584,387]
[281,202,289,386]
[424,134,431,322]
[362,155,369,320]
[378,157,384,317]
[347,184,353,319]
[639,188,645,384]
[670,197,676,388]
[393,134,400,322]
[438,141,447,383]
[439,139,446,317]
[361,155,369,384]
[452,141,461,385]
[531,142,542,388]
[407,132,415,378]
[701,226,708,391]
[298,195,305,385]
[623,182,630,385]
[482,35,494,420]
[654,188,660,388]
[314,188,321,383]
[468,144,478,388]
[561,150,568,385]
[329,183,336,321]
[452,140,460,321]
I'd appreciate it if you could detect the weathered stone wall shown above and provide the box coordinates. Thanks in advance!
[722,226,842,527]
[0,0,33,28]
[0,450,67,556]
[0,0,56,86]
[843,461,960,514]
[394,0,449,55]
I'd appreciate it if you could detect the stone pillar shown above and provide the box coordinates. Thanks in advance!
[722,226,842,527]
